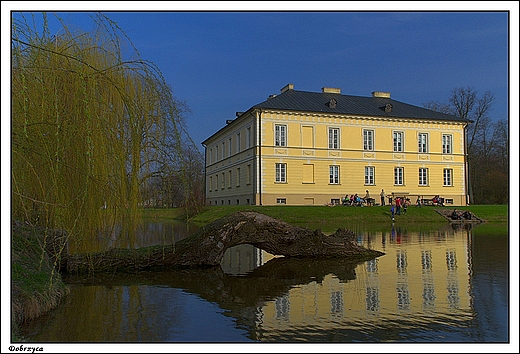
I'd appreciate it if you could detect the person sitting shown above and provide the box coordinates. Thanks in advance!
[450,209,461,220]
[462,210,472,220]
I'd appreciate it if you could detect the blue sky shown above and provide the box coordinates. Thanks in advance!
[4,3,516,151]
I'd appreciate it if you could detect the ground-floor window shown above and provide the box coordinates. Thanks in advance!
[419,168,429,186]
[276,198,287,204]
[329,165,340,184]
[443,168,453,186]
[275,163,286,183]
[394,167,404,185]
[365,166,375,185]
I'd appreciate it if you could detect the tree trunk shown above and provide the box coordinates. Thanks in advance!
[64,211,385,274]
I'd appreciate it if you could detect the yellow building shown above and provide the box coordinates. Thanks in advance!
[202,84,470,206]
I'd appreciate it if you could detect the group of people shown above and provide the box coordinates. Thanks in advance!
[342,193,366,206]
[450,209,472,220]
[390,196,411,221]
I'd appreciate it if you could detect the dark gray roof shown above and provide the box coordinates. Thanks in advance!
[253,89,465,122]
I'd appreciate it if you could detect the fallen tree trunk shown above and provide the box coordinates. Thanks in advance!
[64,211,385,274]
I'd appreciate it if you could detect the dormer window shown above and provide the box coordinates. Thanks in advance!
[385,103,393,113]
[327,99,337,109]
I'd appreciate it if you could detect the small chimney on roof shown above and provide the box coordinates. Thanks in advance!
[322,87,341,94]
[280,83,294,93]
[372,91,391,98]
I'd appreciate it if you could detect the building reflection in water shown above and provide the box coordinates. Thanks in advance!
[220,225,471,334]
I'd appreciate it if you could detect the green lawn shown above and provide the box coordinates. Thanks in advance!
[142,204,508,226]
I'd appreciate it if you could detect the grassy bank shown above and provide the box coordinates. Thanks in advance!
[11,221,70,341]
[143,204,508,226]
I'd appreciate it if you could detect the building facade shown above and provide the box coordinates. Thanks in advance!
[202,84,470,206]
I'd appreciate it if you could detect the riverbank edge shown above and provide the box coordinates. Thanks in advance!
[11,204,508,341]
[11,220,70,342]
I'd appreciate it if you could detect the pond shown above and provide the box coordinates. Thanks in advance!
[19,220,510,349]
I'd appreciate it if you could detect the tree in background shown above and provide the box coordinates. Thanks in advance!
[424,87,508,204]
[12,12,204,252]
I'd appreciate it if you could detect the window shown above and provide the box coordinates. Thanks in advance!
[418,133,428,153]
[329,165,340,184]
[443,168,453,186]
[365,166,375,185]
[419,168,428,186]
[275,124,287,147]
[221,172,225,189]
[247,164,251,184]
[222,142,225,159]
[215,174,218,189]
[363,129,374,151]
[236,133,241,153]
[236,168,240,186]
[442,134,452,154]
[209,176,212,191]
[276,163,286,183]
[393,131,404,152]
[246,127,251,148]
[228,138,232,156]
[215,145,219,161]
[328,127,339,149]
[228,170,232,188]
[394,167,404,185]
[276,198,287,204]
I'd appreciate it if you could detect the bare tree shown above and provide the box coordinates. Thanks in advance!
[424,87,508,205]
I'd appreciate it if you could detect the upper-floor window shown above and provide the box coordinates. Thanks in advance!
[275,124,287,147]
[228,138,232,157]
[236,133,241,153]
[365,166,375,185]
[222,142,225,160]
[329,165,340,184]
[363,129,374,151]
[393,131,404,152]
[418,133,428,153]
[328,127,339,149]
[275,163,286,183]
[442,134,453,154]
[246,127,252,148]
[394,167,404,185]
[443,168,453,186]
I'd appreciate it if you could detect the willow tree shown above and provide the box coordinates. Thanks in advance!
[12,13,199,252]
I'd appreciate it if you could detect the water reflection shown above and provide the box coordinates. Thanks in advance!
[21,222,509,343]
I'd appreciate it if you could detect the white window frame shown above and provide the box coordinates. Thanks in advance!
[276,163,286,183]
[418,133,428,153]
[363,129,374,151]
[394,167,404,185]
[442,134,453,154]
[419,168,428,186]
[393,131,404,152]
[443,168,453,186]
[328,127,340,149]
[275,124,287,147]
[329,165,340,184]
[365,166,375,185]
